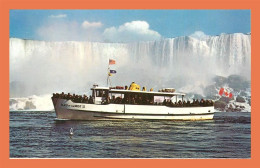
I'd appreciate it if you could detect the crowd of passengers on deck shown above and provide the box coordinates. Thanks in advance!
[52,92,94,104]
[52,92,214,107]
[163,99,214,107]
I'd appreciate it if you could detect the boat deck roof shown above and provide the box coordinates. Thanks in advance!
[91,87,185,96]
[109,89,185,96]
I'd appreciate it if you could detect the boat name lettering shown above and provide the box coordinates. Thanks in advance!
[61,104,85,108]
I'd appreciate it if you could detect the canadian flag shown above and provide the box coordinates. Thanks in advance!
[229,93,233,98]
[224,91,229,96]
[219,88,224,96]
[219,88,232,98]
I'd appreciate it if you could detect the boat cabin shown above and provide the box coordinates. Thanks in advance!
[91,84,185,105]
[109,88,185,105]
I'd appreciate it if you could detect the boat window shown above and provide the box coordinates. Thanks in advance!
[97,90,102,97]
[104,90,108,97]
[154,96,171,103]
[95,89,109,97]
[110,93,124,99]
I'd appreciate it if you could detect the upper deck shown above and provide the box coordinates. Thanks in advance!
[109,89,185,97]
[91,86,185,97]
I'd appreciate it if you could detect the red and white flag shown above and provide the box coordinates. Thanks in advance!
[224,91,229,96]
[219,88,224,96]
[229,92,233,98]
[219,88,233,99]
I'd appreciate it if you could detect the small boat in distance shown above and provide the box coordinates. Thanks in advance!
[52,82,214,120]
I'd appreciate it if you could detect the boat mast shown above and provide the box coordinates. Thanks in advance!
[107,67,112,87]
[107,59,112,87]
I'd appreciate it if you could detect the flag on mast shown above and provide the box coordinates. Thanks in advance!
[108,70,116,76]
[110,70,116,74]
[224,91,229,96]
[109,59,116,65]
[107,59,116,83]
[219,88,224,96]
[229,92,233,98]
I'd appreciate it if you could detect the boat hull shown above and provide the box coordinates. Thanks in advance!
[52,98,214,120]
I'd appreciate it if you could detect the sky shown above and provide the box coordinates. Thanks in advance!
[9,10,251,42]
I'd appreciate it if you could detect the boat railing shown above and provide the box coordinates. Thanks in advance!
[52,93,214,107]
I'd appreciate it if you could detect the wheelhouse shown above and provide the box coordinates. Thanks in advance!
[91,86,109,104]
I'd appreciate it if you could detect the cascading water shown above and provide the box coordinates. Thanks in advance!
[9,33,251,110]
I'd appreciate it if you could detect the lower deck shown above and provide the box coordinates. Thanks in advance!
[52,98,215,120]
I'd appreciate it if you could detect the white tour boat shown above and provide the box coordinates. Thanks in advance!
[52,82,214,120]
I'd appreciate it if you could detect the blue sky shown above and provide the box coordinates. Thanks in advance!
[10,10,251,42]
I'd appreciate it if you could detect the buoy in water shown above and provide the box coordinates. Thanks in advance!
[69,128,73,136]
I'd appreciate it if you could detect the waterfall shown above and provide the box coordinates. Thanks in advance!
[10,33,251,99]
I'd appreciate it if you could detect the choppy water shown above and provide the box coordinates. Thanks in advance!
[9,111,251,158]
